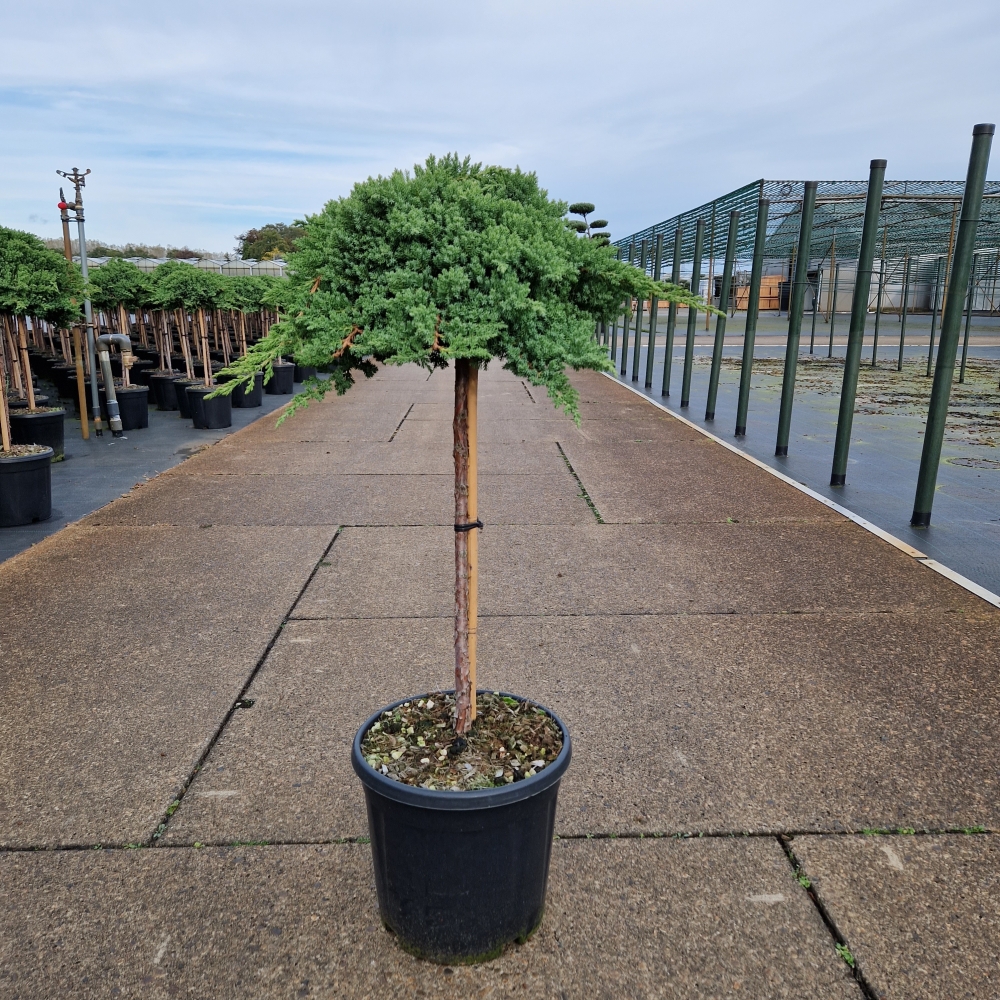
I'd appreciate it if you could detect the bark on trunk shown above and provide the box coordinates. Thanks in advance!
[16,315,36,411]
[453,359,473,734]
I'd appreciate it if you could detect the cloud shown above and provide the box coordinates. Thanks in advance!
[1,0,997,250]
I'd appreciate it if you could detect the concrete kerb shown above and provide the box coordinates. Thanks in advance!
[604,372,1000,611]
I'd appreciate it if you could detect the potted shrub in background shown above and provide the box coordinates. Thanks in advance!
[216,155,707,962]
[0,227,79,462]
[87,257,151,431]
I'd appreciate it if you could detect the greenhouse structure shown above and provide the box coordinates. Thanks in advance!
[614,177,1000,319]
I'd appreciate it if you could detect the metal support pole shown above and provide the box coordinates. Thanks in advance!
[644,233,664,389]
[706,209,739,420]
[680,219,705,407]
[871,254,885,367]
[661,227,682,396]
[736,199,768,436]
[809,270,820,353]
[610,306,619,362]
[897,254,911,371]
[775,181,818,457]
[620,241,635,376]
[828,263,840,358]
[912,124,994,526]
[830,159,886,485]
[927,257,943,376]
[959,257,977,383]
[631,239,648,381]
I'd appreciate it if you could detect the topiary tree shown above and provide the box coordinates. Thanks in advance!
[87,258,152,386]
[217,154,705,732]
[0,226,82,421]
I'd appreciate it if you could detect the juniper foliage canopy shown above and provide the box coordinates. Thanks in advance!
[86,257,152,310]
[0,226,83,327]
[216,155,710,419]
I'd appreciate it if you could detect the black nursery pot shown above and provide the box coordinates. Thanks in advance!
[186,384,232,429]
[294,363,317,382]
[99,385,149,430]
[9,409,65,459]
[173,379,198,418]
[0,447,52,527]
[264,362,295,395]
[351,691,571,965]
[149,373,181,411]
[8,394,50,410]
[229,372,263,408]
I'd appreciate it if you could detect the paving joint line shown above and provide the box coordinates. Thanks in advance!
[555,442,604,523]
[605,372,1000,610]
[388,403,414,442]
[145,527,344,847]
[520,381,536,402]
[777,834,880,999]
[3,825,990,856]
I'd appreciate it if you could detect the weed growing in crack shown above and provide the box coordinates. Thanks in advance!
[835,943,856,968]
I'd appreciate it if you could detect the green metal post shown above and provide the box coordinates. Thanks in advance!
[912,124,994,526]
[830,159,886,484]
[926,257,943,377]
[871,255,885,366]
[775,181,818,457]
[661,227,682,397]
[959,256,977,383]
[620,241,635,376]
[897,254,910,371]
[645,233,664,389]
[828,262,840,358]
[705,209,740,420]
[736,198,768,436]
[809,270,820,353]
[680,219,705,407]
[631,239,648,380]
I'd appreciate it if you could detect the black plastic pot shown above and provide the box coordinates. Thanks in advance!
[265,362,295,395]
[8,394,50,410]
[0,447,52,527]
[9,409,66,459]
[131,361,156,385]
[229,371,263,408]
[173,379,199,418]
[50,364,77,399]
[149,373,181,410]
[186,384,232,429]
[352,691,571,964]
[98,385,149,430]
[294,363,318,382]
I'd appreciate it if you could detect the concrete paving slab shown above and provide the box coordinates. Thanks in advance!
[793,833,1000,999]
[80,473,448,527]
[293,521,973,620]
[162,608,1000,845]
[559,434,846,524]
[0,524,333,848]
[0,839,857,999]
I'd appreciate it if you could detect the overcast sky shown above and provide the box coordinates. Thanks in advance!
[2,0,997,255]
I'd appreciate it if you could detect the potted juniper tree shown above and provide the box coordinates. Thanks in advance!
[0,228,79,521]
[0,227,80,467]
[87,258,152,431]
[216,155,704,962]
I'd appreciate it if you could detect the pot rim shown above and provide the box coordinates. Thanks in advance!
[0,446,54,465]
[352,690,571,812]
[8,408,65,417]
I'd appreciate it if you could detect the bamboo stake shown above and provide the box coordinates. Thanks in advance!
[199,308,212,386]
[3,316,24,397]
[468,364,479,722]
[453,359,473,734]
[16,315,36,411]
[0,328,12,453]
[72,324,90,439]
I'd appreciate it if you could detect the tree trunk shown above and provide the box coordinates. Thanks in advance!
[453,359,480,734]
[16,315,36,411]
[0,325,12,453]
[453,360,472,733]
